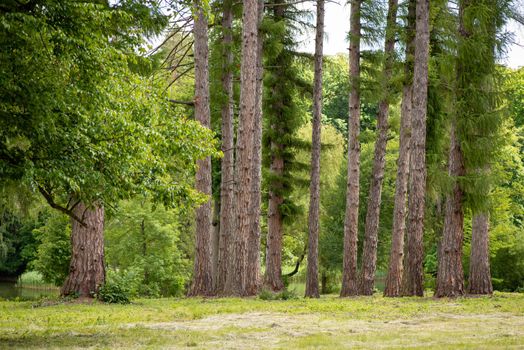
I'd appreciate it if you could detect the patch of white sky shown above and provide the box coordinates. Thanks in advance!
[294,0,524,68]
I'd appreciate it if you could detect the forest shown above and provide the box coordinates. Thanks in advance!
[1,0,524,348]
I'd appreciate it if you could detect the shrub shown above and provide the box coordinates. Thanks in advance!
[96,280,130,304]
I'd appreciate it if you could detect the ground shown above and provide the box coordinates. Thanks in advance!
[1,293,523,349]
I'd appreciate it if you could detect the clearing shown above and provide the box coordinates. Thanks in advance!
[1,293,523,349]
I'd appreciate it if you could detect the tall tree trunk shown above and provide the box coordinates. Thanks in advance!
[340,0,361,297]
[305,0,325,299]
[265,141,285,292]
[224,0,259,296]
[467,212,493,294]
[360,0,399,296]
[61,202,105,297]
[401,0,430,297]
[245,0,265,296]
[216,0,235,295]
[188,0,213,296]
[384,0,415,298]
[435,125,466,297]
[264,1,286,293]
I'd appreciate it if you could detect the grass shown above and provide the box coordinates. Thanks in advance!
[1,292,523,349]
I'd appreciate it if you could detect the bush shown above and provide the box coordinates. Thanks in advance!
[258,287,298,301]
[96,280,130,304]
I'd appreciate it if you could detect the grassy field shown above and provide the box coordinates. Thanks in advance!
[1,292,523,349]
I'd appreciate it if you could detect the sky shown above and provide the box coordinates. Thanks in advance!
[296,1,524,69]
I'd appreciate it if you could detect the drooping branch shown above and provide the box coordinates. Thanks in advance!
[37,186,86,226]
[168,99,195,106]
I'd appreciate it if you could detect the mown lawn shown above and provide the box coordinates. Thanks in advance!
[1,292,523,349]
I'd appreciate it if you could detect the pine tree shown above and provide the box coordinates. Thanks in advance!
[305,0,325,299]
[360,0,400,295]
[189,0,214,296]
[402,0,430,297]
[384,0,415,297]
[341,0,362,297]
[224,0,259,296]
[216,0,236,295]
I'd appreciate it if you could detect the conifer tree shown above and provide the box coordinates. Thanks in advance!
[341,0,362,297]
[305,0,325,299]
[360,0,400,295]
[402,0,430,297]
[384,0,415,297]
[189,0,214,296]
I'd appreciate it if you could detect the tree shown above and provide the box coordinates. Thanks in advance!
[401,0,430,297]
[0,0,218,297]
[468,213,493,294]
[360,0,400,295]
[188,0,214,297]
[216,0,236,295]
[245,0,265,296]
[436,0,506,297]
[341,0,362,297]
[384,0,415,297]
[305,0,325,299]
[224,0,259,296]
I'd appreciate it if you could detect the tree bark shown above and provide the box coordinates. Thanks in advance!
[265,141,285,292]
[467,212,493,295]
[435,125,466,297]
[188,0,214,296]
[384,0,415,298]
[305,0,325,299]
[340,0,361,297]
[245,0,265,296]
[216,0,235,295]
[401,0,430,297]
[223,0,259,296]
[360,0,399,296]
[61,202,105,297]
[263,1,286,293]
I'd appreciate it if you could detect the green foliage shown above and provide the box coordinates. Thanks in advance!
[0,0,219,218]
[105,199,194,297]
[30,211,71,286]
[97,280,131,305]
[258,287,298,300]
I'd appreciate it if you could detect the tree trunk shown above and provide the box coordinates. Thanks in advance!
[245,0,265,296]
[265,141,285,292]
[61,202,105,297]
[360,0,399,296]
[188,0,213,296]
[340,0,361,297]
[305,0,325,299]
[216,0,235,295]
[212,198,220,289]
[223,0,259,296]
[384,0,415,298]
[401,0,430,297]
[435,125,466,297]
[467,212,493,295]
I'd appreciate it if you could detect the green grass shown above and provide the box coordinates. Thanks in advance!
[1,292,523,349]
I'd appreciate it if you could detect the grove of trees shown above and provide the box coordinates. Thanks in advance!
[1,0,523,300]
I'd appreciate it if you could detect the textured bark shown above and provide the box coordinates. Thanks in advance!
[360,0,399,296]
[305,0,324,299]
[340,0,361,297]
[264,2,286,293]
[467,212,493,295]
[401,0,430,297]
[223,0,258,296]
[61,202,105,297]
[216,0,235,295]
[265,141,285,292]
[188,1,213,296]
[435,125,466,297]
[384,0,415,298]
[245,0,265,296]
